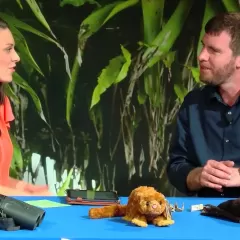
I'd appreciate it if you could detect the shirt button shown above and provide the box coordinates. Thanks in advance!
[225,139,229,143]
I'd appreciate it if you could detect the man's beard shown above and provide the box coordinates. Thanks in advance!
[200,59,235,86]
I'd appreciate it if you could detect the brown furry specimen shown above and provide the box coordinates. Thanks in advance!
[89,186,174,227]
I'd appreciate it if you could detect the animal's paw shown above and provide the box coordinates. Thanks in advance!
[131,218,148,227]
[155,219,174,227]
[122,216,131,222]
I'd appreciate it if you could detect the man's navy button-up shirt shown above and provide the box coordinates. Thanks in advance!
[167,85,240,196]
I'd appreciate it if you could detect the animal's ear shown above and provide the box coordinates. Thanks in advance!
[163,200,172,220]
[136,191,144,200]
[155,192,165,204]
[156,192,165,200]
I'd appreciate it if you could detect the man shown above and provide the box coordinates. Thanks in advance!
[167,12,240,197]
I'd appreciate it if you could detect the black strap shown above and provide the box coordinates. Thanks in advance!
[0,211,20,231]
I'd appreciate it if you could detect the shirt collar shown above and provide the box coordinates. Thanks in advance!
[208,86,222,101]
[202,85,222,103]
[207,85,240,105]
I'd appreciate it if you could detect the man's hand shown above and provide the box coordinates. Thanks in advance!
[187,159,234,191]
[224,167,240,187]
[199,159,234,189]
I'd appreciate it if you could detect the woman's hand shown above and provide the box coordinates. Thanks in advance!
[9,178,52,196]
[24,183,52,196]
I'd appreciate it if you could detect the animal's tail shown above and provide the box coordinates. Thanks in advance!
[89,204,127,219]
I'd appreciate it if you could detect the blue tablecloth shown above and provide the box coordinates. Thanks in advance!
[0,196,238,240]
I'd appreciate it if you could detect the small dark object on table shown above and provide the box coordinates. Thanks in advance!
[201,198,240,223]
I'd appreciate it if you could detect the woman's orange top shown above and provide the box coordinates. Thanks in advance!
[0,96,14,186]
[0,98,51,196]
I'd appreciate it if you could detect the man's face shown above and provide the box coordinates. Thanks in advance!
[0,28,20,83]
[198,31,236,86]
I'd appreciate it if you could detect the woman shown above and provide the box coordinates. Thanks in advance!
[0,18,51,196]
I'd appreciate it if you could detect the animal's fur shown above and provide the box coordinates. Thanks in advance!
[89,186,174,227]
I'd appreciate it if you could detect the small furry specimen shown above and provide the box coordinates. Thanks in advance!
[89,186,174,227]
[201,198,240,223]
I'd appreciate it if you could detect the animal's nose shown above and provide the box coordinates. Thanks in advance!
[152,204,157,209]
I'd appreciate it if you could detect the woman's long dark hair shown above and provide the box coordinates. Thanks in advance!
[0,18,10,105]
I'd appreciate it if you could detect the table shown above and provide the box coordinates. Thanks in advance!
[0,196,238,240]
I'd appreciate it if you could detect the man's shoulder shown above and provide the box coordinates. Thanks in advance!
[184,85,212,103]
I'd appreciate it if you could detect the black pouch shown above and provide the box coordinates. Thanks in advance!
[201,198,240,223]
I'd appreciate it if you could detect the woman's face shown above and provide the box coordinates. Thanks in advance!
[0,28,20,83]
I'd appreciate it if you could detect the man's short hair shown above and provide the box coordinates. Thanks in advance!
[205,12,240,56]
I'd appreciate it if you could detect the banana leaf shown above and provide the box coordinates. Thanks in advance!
[66,0,138,127]
[90,45,131,109]
[142,0,194,68]
[60,0,100,7]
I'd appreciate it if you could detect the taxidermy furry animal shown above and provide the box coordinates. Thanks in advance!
[89,186,174,227]
[201,198,240,222]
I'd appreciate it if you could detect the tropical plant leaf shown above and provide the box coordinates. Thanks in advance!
[174,84,188,103]
[13,73,48,124]
[66,55,80,129]
[162,51,175,69]
[137,88,147,104]
[142,0,164,43]
[137,41,153,48]
[60,0,100,7]
[89,106,103,149]
[184,66,200,83]
[90,55,124,109]
[78,2,119,42]
[197,0,219,57]
[5,84,20,104]
[10,133,23,179]
[221,0,240,11]
[143,0,194,67]
[26,0,57,38]
[190,67,200,83]
[0,13,71,80]
[79,0,138,42]
[57,168,73,196]
[66,0,138,128]
[90,45,131,109]
[142,0,164,103]
[11,26,44,77]
[102,0,139,25]
[0,13,56,44]
[116,45,131,83]
[16,0,23,9]
[66,2,120,128]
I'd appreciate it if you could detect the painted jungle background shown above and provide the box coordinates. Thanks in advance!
[3,0,239,196]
